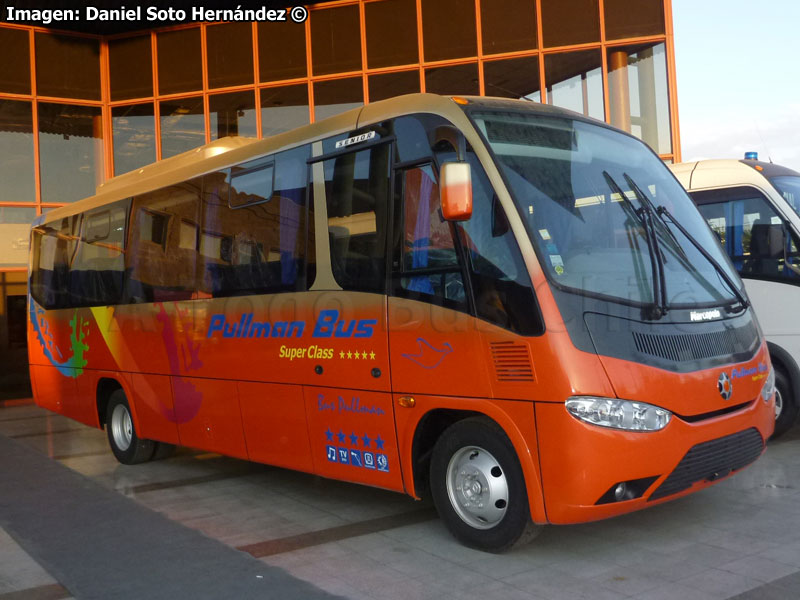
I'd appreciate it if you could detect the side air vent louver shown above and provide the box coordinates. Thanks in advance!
[632,324,755,363]
[490,341,534,382]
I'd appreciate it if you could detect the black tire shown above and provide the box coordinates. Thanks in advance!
[151,442,176,461]
[106,389,155,464]
[429,417,541,552]
[772,367,798,439]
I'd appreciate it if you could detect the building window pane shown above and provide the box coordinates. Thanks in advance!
[0,100,35,203]
[545,50,604,121]
[258,21,307,81]
[605,0,665,40]
[481,0,537,55]
[109,35,153,101]
[541,0,600,47]
[207,22,254,89]
[0,28,30,94]
[313,78,363,121]
[483,57,541,101]
[210,91,257,140]
[421,0,476,62]
[261,85,309,137]
[0,207,36,267]
[38,102,103,203]
[608,43,672,154]
[112,104,156,176]
[310,5,362,76]
[157,28,202,95]
[160,97,205,159]
[365,0,418,68]
[369,71,420,102]
[35,33,100,100]
[425,63,479,96]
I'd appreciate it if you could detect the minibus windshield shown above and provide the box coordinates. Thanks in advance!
[769,175,800,217]
[470,110,742,310]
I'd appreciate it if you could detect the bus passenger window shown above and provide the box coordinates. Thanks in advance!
[201,144,310,297]
[128,179,201,302]
[30,215,81,309]
[321,143,390,293]
[70,202,129,307]
[694,188,800,282]
[395,164,466,305]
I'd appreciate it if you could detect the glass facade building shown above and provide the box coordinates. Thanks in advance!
[0,0,679,389]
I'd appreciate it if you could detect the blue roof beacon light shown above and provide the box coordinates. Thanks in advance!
[744,151,759,160]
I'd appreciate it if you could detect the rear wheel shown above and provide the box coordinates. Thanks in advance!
[430,417,541,552]
[772,367,798,438]
[106,390,155,464]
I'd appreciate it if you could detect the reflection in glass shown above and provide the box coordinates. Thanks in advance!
[157,28,203,95]
[425,64,479,96]
[483,57,541,101]
[261,85,309,137]
[35,33,101,100]
[38,102,103,203]
[310,5,362,76]
[0,207,36,267]
[545,51,604,121]
[0,100,35,203]
[210,92,257,140]
[369,71,420,102]
[481,0,537,55]
[365,0,418,68]
[207,23,254,88]
[604,0,664,40]
[112,104,156,175]
[160,97,205,159]
[0,28,30,94]
[314,78,363,121]
[608,43,671,154]
[541,0,600,47]
[421,0,476,61]
[258,21,306,81]
[109,36,153,101]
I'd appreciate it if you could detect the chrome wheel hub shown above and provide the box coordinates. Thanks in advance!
[775,387,783,420]
[446,446,509,529]
[111,404,133,451]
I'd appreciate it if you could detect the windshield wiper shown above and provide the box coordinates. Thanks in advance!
[602,171,667,319]
[622,173,749,314]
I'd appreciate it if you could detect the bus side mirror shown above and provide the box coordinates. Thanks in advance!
[440,162,472,221]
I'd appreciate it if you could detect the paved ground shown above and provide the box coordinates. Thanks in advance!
[2,398,800,600]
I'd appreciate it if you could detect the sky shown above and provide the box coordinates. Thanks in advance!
[672,0,800,170]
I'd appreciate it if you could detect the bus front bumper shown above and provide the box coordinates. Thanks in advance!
[534,394,774,524]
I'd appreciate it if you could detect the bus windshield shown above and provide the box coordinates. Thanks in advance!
[470,110,742,310]
[769,175,800,217]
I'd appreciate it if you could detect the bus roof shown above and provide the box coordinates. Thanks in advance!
[35,93,590,227]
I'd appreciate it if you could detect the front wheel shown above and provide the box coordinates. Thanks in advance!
[772,367,798,438]
[106,390,155,464]
[430,417,541,552]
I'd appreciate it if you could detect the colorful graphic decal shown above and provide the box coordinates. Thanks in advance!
[30,302,89,378]
[731,362,769,381]
[324,428,389,472]
[317,393,386,416]
[402,337,453,369]
[156,303,204,424]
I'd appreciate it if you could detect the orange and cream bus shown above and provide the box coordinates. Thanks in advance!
[28,94,775,551]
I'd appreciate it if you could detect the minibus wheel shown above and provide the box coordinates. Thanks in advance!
[430,417,541,552]
[106,390,155,464]
[772,368,798,438]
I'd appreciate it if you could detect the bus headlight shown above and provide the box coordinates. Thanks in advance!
[761,368,776,403]
[566,397,672,431]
